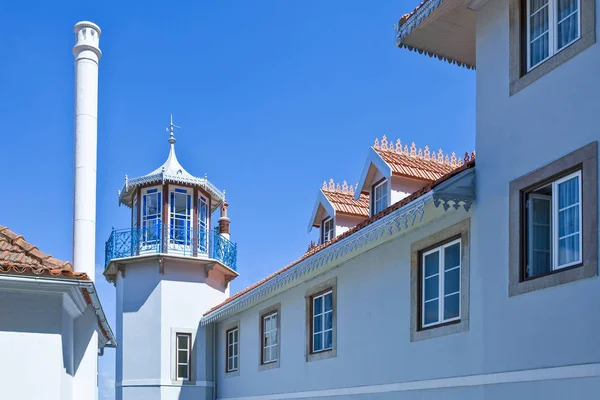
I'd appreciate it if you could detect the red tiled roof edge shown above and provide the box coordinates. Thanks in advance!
[204,158,476,317]
[0,264,90,280]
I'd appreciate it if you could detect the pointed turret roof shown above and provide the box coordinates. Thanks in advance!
[118,116,225,212]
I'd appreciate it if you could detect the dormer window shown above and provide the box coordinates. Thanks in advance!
[372,180,388,215]
[321,217,334,244]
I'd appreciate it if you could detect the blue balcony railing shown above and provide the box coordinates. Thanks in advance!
[105,223,237,271]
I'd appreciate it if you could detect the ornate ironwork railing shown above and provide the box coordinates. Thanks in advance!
[105,223,237,271]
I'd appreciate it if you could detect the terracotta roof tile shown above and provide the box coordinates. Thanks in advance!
[205,156,476,317]
[321,179,369,217]
[0,226,89,280]
[399,0,428,26]
[373,136,467,182]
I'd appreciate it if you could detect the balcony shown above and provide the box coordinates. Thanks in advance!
[104,223,237,272]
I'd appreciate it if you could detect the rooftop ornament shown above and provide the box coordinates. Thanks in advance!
[373,135,470,168]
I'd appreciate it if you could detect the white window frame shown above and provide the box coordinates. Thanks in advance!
[526,0,582,71]
[525,170,583,276]
[226,327,239,373]
[169,186,193,252]
[175,333,191,381]
[372,179,389,215]
[141,186,162,250]
[321,217,335,244]
[421,239,462,329]
[198,194,210,254]
[311,290,333,353]
[261,312,278,364]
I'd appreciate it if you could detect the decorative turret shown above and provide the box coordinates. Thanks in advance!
[104,116,237,282]
[107,116,238,399]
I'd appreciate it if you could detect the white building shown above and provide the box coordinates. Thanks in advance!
[0,21,117,400]
[106,0,600,398]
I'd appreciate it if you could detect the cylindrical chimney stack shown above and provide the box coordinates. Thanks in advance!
[218,201,231,240]
[72,21,101,281]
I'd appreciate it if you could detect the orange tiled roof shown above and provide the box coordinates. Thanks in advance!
[399,0,428,26]
[321,179,369,217]
[373,136,465,182]
[0,225,89,280]
[205,156,476,317]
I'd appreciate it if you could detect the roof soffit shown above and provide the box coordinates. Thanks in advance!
[396,0,476,69]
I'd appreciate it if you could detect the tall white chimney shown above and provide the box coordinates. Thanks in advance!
[73,21,101,281]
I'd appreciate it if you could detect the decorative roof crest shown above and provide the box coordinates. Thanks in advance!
[322,179,357,195]
[372,135,474,167]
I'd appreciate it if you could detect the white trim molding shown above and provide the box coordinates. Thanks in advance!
[217,362,600,399]
[117,379,214,388]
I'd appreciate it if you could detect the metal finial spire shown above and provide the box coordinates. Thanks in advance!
[166,113,181,146]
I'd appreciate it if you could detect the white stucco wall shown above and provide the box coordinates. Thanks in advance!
[116,257,228,400]
[474,0,600,378]
[0,290,86,400]
[216,209,474,399]
[390,175,428,205]
[335,214,365,236]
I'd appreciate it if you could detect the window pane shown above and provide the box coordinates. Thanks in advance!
[178,350,188,363]
[424,252,439,277]
[558,12,579,48]
[324,311,333,330]
[174,193,187,214]
[558,234,580,266]
[324,292,333,312]
[313,315,322,333]
[263,347,269,363]
[324,330,333,349]
[313,333,323,352]
[272,344,278,360]
[233,356,238,370]
[233,342,238,356]
[558,176,579,209]
[444,243,460,271]
[559,205,580,237]
[271,330,278,345]
[314,296,323,315]
[528,195,552,278]
[530,33,549,67]
[444,293,460,320]
[177,335,188,350]
[233,329,238,343]
[444,268,460,295]
[178,365,188,379]
[424,276,439,301]
[228,358,233,371]
[424,299,439,325]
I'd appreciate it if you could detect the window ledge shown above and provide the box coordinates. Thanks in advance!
[411,319,469,342]
[509,262,598,297]
[307,349,337,363]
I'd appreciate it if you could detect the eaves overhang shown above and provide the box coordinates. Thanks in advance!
[307,190,336,232]
[396,0,477,69]
[0,274,118,349]
[118,173,224,213]
[201,166,475,326]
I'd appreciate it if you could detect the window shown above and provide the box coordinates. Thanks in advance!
[175,333,191,381]
[509,142,597,296]
[305,278,337,362]
[169,188,192,251]
[524,171,582,278]
[261,312,278,364]
[142,188,162,247]
[410,219,470,342]
[372,180,388,214]
[311,290,333,353]
[321,217,334,244]
[198,195,209,254]
[509,0,595,95]
[421,239,461,328]
[527,0,580,70]
[226,327,239,373]
[132,195,139,228]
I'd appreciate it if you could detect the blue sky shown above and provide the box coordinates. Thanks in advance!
[0,1,474,398]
